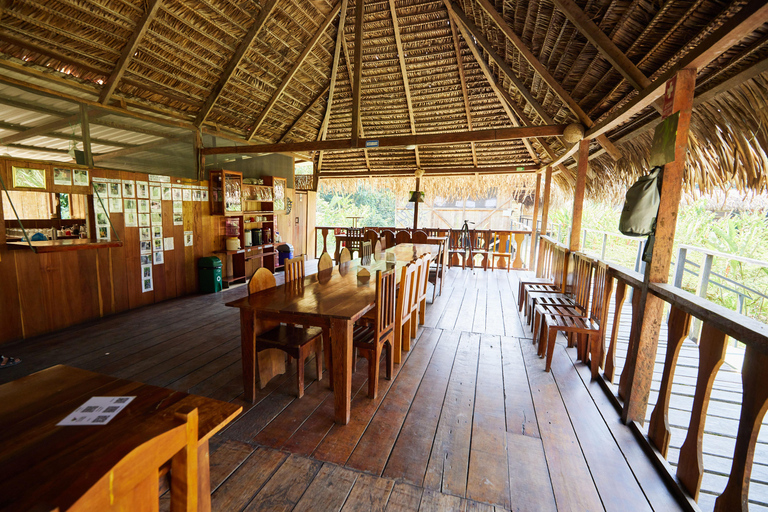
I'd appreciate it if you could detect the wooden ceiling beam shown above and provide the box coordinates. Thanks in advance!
[389,0,421,168]
[448,7,540,163]
[448,15,478,167]
[340,33,371,172]
[248,2,342,140]
[202,124,567,155]
[350,0,365,146]
[99,0,161,104]
[319,165,538,177]
[586,0,768,140]
[467,0,622,161]
[195,0,278,127]
[317,0,348,172]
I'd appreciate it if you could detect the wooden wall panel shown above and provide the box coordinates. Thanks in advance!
[0,157,219,345]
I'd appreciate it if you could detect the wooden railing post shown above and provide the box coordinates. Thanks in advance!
[648,306,692,457]
[714,346,768,512]
[690,253,714,341]
[536,167,552,266]
[676,322,727,500]
[621,68,696,424]
[604,275,626,382]
[569,139,589,252]
[529,173,541,271]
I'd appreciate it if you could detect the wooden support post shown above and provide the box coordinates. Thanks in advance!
[621,68,696,424]
[412,176,420,230]
[79,104,93,167]
[529,173,541,271]
[351,0,364,147]
[569,138,589,251]
[536,167,552,265]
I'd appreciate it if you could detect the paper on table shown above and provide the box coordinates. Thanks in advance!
[57,396,135,426]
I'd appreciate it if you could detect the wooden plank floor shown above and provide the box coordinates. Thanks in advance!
[1,266,693,511]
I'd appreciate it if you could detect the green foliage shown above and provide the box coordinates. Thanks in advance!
[317,186,395,227]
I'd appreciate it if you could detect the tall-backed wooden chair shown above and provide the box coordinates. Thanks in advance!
[538,261,610,378]
[284,255,305,283]
[380,229,395,248]
[339,247,352,263]
[248,268,324,397]
[394,262,415,364]
[407,258,423,339]
[69,406,199,512]
[448,229,467,268]
[346,227,365,259]
[318,252,333,272]
[415,253,431,326]
[412,230,429,244]
[470,229,490,270]
[364,229,378,252]
[373,240,383,259]
[395,230,412,245]
[523,244,569,321]
[361,241,372,265]
[353,268,396,398]
[517,236,557,309]
[490,231,514,271]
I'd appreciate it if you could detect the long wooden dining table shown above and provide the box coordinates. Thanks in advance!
[226,243,439,424]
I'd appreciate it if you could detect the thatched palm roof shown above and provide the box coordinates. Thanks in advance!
[0,0,767,197]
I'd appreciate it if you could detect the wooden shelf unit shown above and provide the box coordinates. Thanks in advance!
[242,177,278,272]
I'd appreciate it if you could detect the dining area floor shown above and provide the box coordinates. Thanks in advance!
[0,266,684,512]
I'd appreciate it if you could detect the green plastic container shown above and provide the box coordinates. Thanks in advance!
[198,256,223,293]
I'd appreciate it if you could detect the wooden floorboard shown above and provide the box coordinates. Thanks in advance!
[3,266,708,511]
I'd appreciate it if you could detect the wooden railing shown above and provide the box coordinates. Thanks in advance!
[314,226,534,270]
[593,261,768,512]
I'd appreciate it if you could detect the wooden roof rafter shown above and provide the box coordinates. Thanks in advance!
[247,1,342,141]
[317,0,348,172]
[193,0,279,127]
[388,0,421,168]
[350,0,364,147]
[448,13,478,167]
[468,0,622,161]
[98,0,162,104]
[340,32,372,172]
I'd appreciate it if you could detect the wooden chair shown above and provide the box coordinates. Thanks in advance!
[394,261,416,364]
[284,255,305,283]
[373,240,383,259]
[248,268,324,398]
[517,236,557,309]
[70,406,198,512]
[490,231,513,271]
[339,247,352,263]
[395,230,412,244]
[470,229,490,270]
[448,229,468,268]
[361,241,372,265]
[537,261,610,378]
[380,229,395,248]
[364,229,379,252]
[532,253,594,348]
[415,253,431,327]
[407,258,423,339]
[353,268,396,398]
[522,243,569,321]
[412,230,429,244]
[318,252,333,272]
[346,227,365,258]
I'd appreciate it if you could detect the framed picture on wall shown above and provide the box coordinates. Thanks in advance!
[273,177,286,212]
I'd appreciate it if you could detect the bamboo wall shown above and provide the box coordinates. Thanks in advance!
[0,157,218,345]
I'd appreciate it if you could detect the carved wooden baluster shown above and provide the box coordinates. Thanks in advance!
[321,228,329,256]
[618,286,641,399]
[648,306,692,457]
[676,322,728,500]
[597,272,614,369]
[604,277,626,382]
[714,346,768,512]
[512,233,525,269]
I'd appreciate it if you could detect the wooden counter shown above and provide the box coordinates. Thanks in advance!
[5,238,123,253]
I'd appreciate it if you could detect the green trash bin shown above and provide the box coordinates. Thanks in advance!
[198,256,223,293]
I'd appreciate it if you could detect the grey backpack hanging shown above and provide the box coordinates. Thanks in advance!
[619,167,663,237]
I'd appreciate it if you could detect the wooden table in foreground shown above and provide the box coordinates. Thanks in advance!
[227,243,439,424]
[0,365,241,512]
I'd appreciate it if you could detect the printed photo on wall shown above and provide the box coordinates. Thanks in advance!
[172,188,182,201]
[201,190,209,201]
[125,211,138,227]
[193,189,202,202]
[182,188,192,202]
[122,180,135,198]
[138,199,149,213]
[173,213,183,226]
[142,265,152,279]
[142,276,153,293]
[96,212,109,226]
[140,227,151,241]
[153,251,164,265]
[150,186,162,201]
[53,168,71,186]
[184,231,193,247]
[140,254,151,265]
[97,226,110,241]
[163,237,174,251]
[153,238,163,251]
[173,200,183,213]
[151,213,162,225]
[124,199,136,211]
[109,182,121,198]
[162,185,172,201]
[140,240,152,254]
[136,181,149,199]
[93,182,108,198]
[74,169,89,187]
[109,198,122,213]
[152,226,162,239]
[150,200,162,213]
[138,213,150,227]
